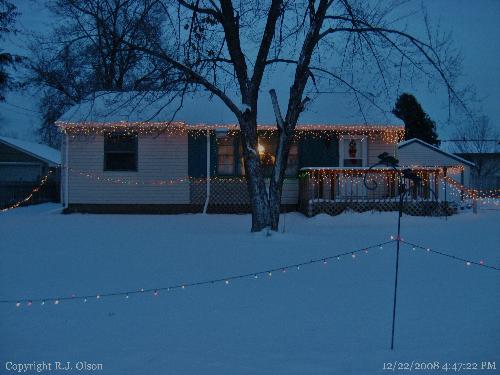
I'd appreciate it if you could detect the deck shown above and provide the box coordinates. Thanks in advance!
[298,167,457,216]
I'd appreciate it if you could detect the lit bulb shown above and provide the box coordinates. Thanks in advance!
[225,280,229,285]
[15,302,20,308]
[466,262,471,266]
[352,253,356,259]
[54,299,59,305]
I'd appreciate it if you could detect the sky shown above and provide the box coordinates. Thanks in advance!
[1,0,500,143]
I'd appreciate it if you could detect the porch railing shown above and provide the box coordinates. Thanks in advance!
[299,167,449,216]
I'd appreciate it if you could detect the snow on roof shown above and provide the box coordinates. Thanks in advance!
[398,138,475,167]
[0,136,61,166]
[57,91,404,130]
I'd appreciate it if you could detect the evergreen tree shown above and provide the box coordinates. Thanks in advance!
[392,93,440,146]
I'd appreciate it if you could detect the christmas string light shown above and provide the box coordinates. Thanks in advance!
[443,176,500,199]
[399,239,500,271]
[2,240,394,308]
[4,237,498,309]
[0,171,53,213]
[56,121,404,143]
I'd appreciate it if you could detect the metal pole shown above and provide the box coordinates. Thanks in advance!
[203,129,211,214]
[444,167,448,220]
[390,178,403,350]
[64,133,69,209]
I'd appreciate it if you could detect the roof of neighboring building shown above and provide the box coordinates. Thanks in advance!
[398,138,475,167]
[0,136,61,166]
[56,91,404,131]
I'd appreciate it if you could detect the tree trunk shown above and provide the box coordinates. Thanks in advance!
[269,129,292,230]
[268,88,292,231]
[240,118,270,232]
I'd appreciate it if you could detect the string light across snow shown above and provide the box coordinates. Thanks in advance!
[2,238,498,309]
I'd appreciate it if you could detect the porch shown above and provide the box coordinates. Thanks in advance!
[298,167,457,217]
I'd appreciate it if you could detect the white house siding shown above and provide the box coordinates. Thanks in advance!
[280,178,299,204]
[367,135,397,166]
[397,141,471,187]
[67,134,189,204]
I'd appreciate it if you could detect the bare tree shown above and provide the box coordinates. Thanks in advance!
[452,115,500,186]
[27,0,173,146]
[104,0,461,231]
[0,0,20,103]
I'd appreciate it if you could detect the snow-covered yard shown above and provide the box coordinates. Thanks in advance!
[1,204,499,374]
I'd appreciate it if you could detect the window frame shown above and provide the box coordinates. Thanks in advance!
[216,135,236,176]
[338,135,368,168]
[103,132,138,172]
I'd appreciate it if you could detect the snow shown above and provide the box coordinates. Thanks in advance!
[0,136,61,166]
[398,138,475,167]
[240,103,252,113]
[0,204,499,374]
[57,91,403,132]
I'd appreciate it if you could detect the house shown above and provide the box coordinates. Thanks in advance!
[57,92,420,215]
[397,138,474,185]
[397,138,476,204]
[0,136,61,209]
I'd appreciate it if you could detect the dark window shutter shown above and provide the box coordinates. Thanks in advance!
[188,132,207,177]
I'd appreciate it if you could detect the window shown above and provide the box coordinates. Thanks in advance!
[217,136,235,175]
[258,138,276,177]
[216,134,298,177]
[258,137,298,177]
[340,136,366,167]
[104,132,138,171]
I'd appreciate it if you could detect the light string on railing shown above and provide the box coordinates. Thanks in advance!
[0,171,52,213]
[3,237,498,309]
[440,183,500,206]
[399,239,500,271]
[443,176,500,200]
[3,240,394,308]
